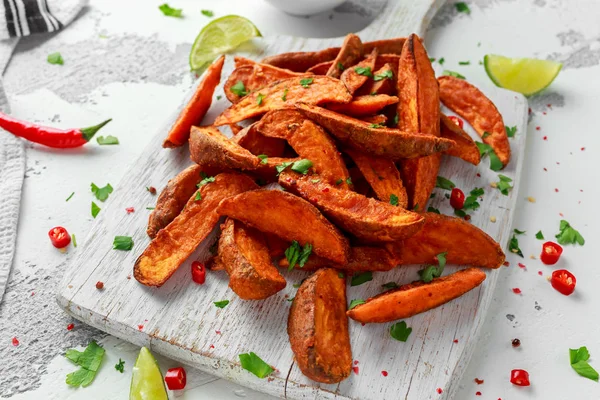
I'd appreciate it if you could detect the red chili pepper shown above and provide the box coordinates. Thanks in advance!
[165,367,187,390]
[540,241,562,265]
[551,269,576,296]
[0,112,111,148]
[48,226,71,248]
[191,261,206,284]
[450,188,465,209]
[510,369,530,386]
[448,115,464,129]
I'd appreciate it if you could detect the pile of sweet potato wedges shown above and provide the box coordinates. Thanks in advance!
[134,33,509,384]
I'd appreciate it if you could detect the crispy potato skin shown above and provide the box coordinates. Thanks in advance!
[440,113,481,165]
[326,33,363,78]
[279,171,424,242]
[397,34,441,210]
[288,268,352,383]
[218,218,286,300]
[345,148,408,208]
[232,123,286,157]
[438,75,511,167]
[189,126,260,170]
[340,49,377,94]
[224,59,307,103]
[217,190,349,264]
[296,103,454,160]
[147,165,219,239]
[347,268,486,323]
[163,56,224,148]
[214,76,352,126]
[280,246,397,272]
[390,212,506,269]
[327,94,399,117]
[134,173,258,287]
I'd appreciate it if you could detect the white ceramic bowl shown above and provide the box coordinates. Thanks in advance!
[264,0,347,16]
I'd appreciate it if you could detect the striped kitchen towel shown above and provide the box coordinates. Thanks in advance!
[0,0,87,39]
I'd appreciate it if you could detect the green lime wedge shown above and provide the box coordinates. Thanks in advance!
[484,54,562,97]
[189,15,262,72]
[129,347,168,400]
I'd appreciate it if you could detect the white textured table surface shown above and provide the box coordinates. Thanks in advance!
[1,1,599,399]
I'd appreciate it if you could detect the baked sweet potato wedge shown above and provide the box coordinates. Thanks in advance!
[390,212,505,269]
[438,75,511,167]
[189,126,261,170]
[296,103,454,159]
[163,55,224,148]
[346,267,486,323]
[280,246,396,272]
[254,109,304,140]
[288,268,352,383]
[232,123,286,157]
[375,54,401,74]
[279,171,424,242]
[214,76,352,126]
[134,173,258,287]
[147,164,220,239]
[218,218,286,300]
[307,61,333,75]
[217,190,349,264]
[340,49,377,94]
[361,114,388,125]
[247,156,299,183]
[397,34,441,210]
[326,33,363,78]
[357,63,396,96]
[224,59,307,103]
[440,113,480,165]
[327,94,399,117]
[345,148,408,208]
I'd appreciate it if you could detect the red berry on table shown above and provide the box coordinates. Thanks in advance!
[96,281,104,290]
[540,241,562,265]
[510,369,530,386]
[550,269,576,296]
[512,338,521,347]
[450,188,465,209]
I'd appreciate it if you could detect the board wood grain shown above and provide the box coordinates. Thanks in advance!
[57,1,529,398]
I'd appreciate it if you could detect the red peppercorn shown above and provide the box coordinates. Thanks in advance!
[191,261,206,284]
[512,338,521,347]
[96,281,104,290]
[165,367,187,390]
[450,188,465,209]
[381,370,388,377]
[510,369,530,386]
[540,241,562,265]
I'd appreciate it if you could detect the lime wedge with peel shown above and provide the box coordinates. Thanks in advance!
[189,15,262,72]
[130,347,168,400]
[484,54,562,97]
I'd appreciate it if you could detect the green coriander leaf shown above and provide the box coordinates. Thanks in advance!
[337,62,344,71]
[66,368,95,387]
[216,95,222,100]
[496,174,514,196]
[72,234,77,248]
[66,192,74,202]
[393,113,399,126]
[194,191,202,201]
[96,135,119,145]
[351,271,373,287]
[115,359,125,373]
[429,57,436,63]
[570,347,590,364]
[281,87,288,101]
[214,300,229,308]
[514,229,526,235]
[459,60,470,65]
[354,66,373,77]
[113,236,134,251]
[299,78,314,88]
[489,150,503,171]
[508,234,523,257]
[287,297,294,302]
[311,179,320,183]
[374,69,393,81]
[476,141,492,157]
[346,177,352,185]
[298,243,312,267]
[427,206,440,214]
[572,361,599,381]
[47,52,64,65]
[91,202,101,218]
[454,208,467,218]
[285,241,300,270]
[349,299,366,310]
[436,252,447,269]
[335,179,343,185]
[390,194,399,206]
[536,230,544,240]
[382,281,398,290]
[439,57,445,65]
[276,161,293,175]
[198,173,216,187]
[158,3,183,18]
[390,321,412,342]
[443,70,466,79]
[413,204,420,212]
[146,207,155,210]
[257,154,268,165]
[256,93,265,105]
[65,341,105,387]
[436,176,455,190]
[482,132,491,139]
[555,220,585,246]
[292,283,302,288]
[455,2,471,14]
[91,183,113,202]
[239,352,274,378]
[419,265,437,282]
[505,126,517,137]
[201,9,214,17]
[369,123,384,128]
[338,272,345,278]
[231,81,248,97]
[291,159,313,174]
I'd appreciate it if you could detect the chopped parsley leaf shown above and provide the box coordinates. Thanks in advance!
[216,95,222,100]
[536,230,544,240]
[459,61,470,65]
[230,81,248,97]
[96,135,119,145]
[146,207,155,210]
[393,113,399,126]
[285,241,312,270]
[429,57,436,63]
[476,142,503,171]
[369,123,384,128]
[482,132,491,139]
[351,271,373,287]
[436,176,455,190]
[65,341,105,387]
[555,220,585,246]
[91,183,113,202]
[438,57,445,65]
[354,66,373,77]
[113,236,134,251]
[514,229,526,235]
[508,233,523,257]
[413,204,420,212]
[198,172,216,186]
[115,359,125,373]
[291,159,313,174]
[239,352,273,378]
[201,9,214,17]
[275,161,292,175]
[382,281,398,290]
[390,194,399,206]
[311,179,320,183]
[66,192,74,202]
[281,87,288,101]
[335,179,343,185]
[349,299,365,310]
[443,70,466,79]
[47,52,64,65]
[418,252,447,283]
[455,2,471,14]
[374,69,393,81]
[427,206,440,214]
[346,177,352,185]
[505,126,517,138]
[256,93,265,105]
[337,62,344,71]
[496,174,513,195]
[390,321,412,342]
[338,272,345,278]
[257,154,268,165]
[570,346,599,381]
[91,202,101,218]
[462,187,484,212]
[194,191,202,201]
[214,300,229,308]
[158,3,183,18]
[300,77,314,88]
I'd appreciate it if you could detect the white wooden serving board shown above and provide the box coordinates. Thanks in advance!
[58,1,529,399]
